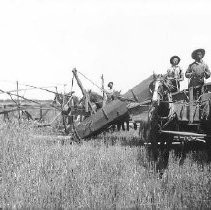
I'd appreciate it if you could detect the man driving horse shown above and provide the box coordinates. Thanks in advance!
[166,55,184,92]
[185,49,211,98]
[106,81,115,102]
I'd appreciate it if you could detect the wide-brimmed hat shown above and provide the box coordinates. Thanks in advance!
[170,56,181,65]
[108,82,113,87]
[191,48,205,59]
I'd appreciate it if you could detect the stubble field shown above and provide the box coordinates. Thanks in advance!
[0,121,211,209]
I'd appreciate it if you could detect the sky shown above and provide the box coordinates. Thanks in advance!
[0,0,211,100]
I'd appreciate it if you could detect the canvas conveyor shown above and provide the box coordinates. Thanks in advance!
[74,75,154,139]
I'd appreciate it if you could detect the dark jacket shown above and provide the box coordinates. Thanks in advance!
[185,61,211,87]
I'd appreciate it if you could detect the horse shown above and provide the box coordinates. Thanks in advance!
[87,89,130,132]
[87,89,104,110]
[54,89,130,133]
[88,89,130,132]
[139,74,172,140]
[140,74,177,173]
[53,92,81,133]
[104,90,131,132]
[53,91,79,108]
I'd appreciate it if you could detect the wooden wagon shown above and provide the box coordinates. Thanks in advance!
[133,75,211,163]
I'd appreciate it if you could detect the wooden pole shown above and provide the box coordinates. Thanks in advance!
[40,105,43,121]
[101,74,104,98]
[72,68,87,96]
[62,84,67,133]
[16,81,21,120]
[63,84,66,107]
[189,87,194,123]
[3,105,9,121]
[101,74,106,107]
[72,68,96,114]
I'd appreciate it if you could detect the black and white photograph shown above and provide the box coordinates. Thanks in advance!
[1,0,211,209]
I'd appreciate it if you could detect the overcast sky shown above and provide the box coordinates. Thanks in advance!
[0,0,211,99]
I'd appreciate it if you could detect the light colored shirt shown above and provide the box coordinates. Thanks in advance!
[106,87,114,102]
[107,88,114,95]
[167,65,184,81]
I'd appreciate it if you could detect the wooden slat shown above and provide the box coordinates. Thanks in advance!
[189,87,194,123]
[160,130,206,137]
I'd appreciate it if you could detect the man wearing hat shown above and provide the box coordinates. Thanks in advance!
[166,55,184,92]
[106,81,114,102]
[185,49,210,89]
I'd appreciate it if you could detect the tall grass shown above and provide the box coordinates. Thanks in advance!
[0,121,211,209]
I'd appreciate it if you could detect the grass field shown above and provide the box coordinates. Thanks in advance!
[1,121,211,209]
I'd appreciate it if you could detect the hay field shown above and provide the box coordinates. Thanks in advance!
[0,121,211,209]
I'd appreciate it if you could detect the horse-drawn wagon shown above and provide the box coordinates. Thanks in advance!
[2,68,211,157]
[136,74,211,162]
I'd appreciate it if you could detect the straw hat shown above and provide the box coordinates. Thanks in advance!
[108,82,113,87]
[170,56,181,65]
[191,48,205,59]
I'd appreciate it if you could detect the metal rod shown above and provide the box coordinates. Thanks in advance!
[23,84,73,98]
[0,86,58,95]
[0,88,62,111]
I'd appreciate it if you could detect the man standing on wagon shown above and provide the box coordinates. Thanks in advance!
[185,48,211,98]
[166,55,184,92]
